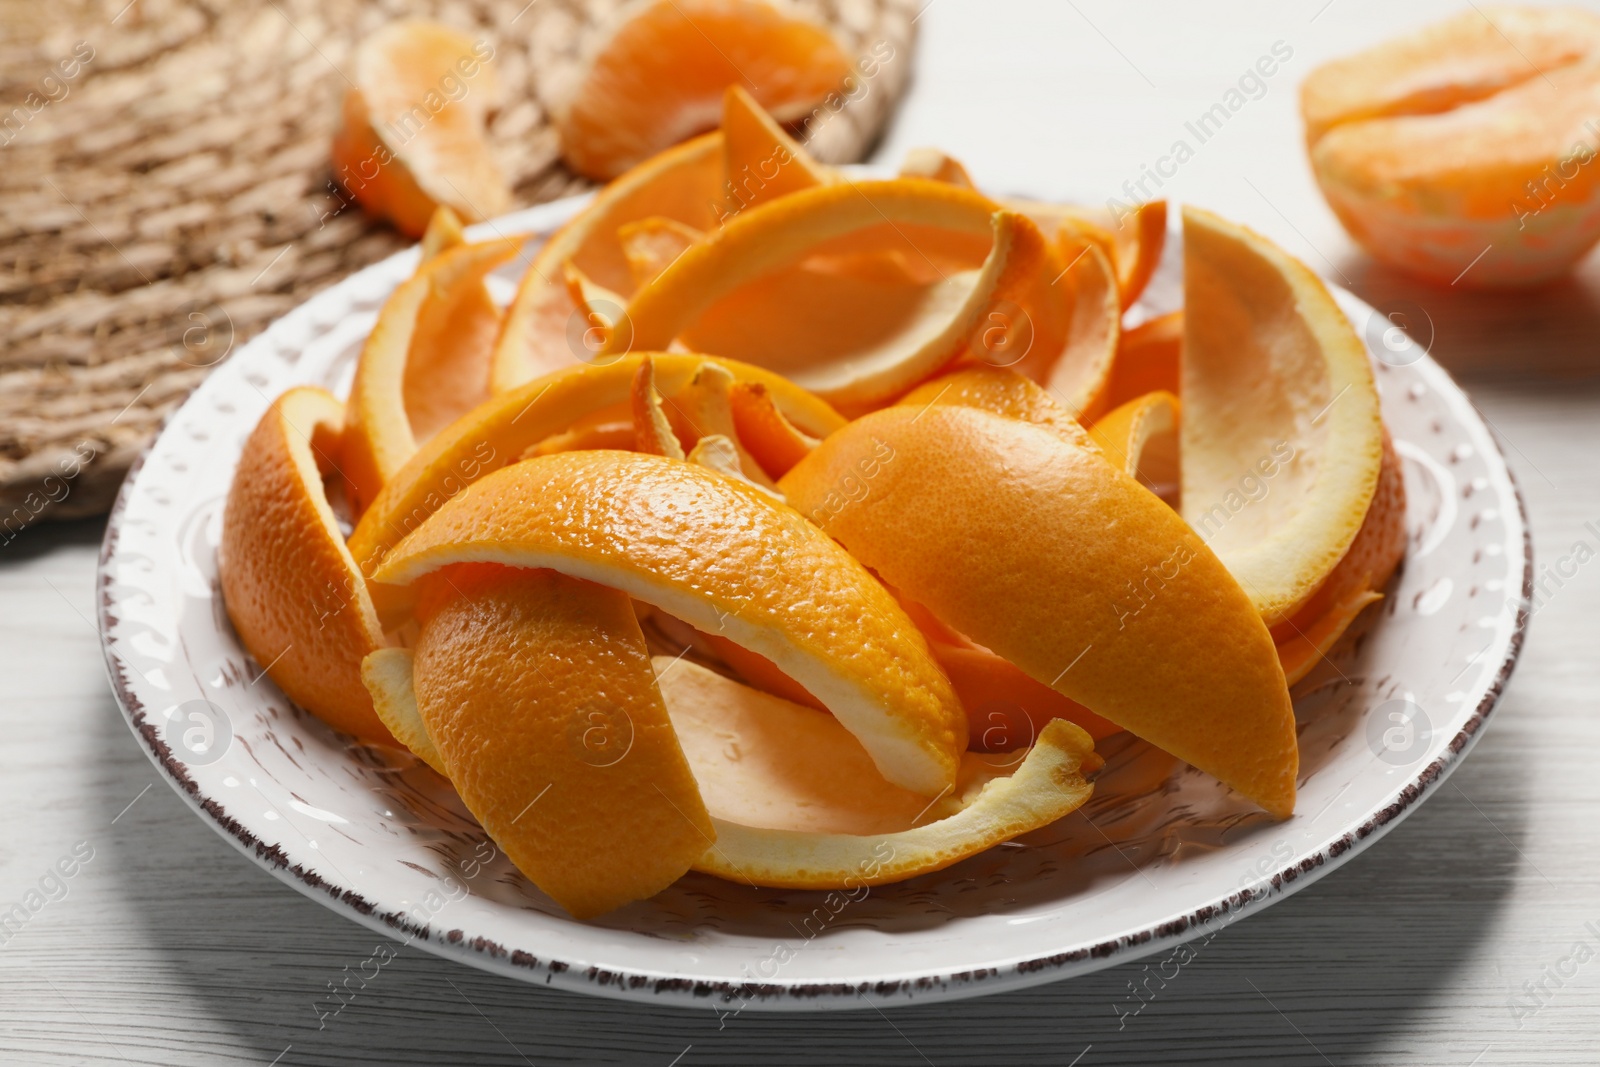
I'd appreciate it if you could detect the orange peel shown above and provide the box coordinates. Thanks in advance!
[370,449,967,796]
[341,233,520,518]
[219,387,391,742]
[781,402,1297,817]
[331,21,510,238]
[490,132,725,391]
[1180,205,1384,627]
[603,179,1050,411]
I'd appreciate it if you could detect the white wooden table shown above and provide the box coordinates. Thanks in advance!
[5,2,1599,1063]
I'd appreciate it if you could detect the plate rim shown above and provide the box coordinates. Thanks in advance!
[95,193,1534,1011]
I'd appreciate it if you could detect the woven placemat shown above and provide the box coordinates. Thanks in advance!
[0,0,917,531]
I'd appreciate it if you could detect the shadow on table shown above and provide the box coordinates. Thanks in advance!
[1336,250,1600,385]
[87,670,1531,1067]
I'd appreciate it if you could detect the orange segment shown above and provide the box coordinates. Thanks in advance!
[1180,206,1384,626]
[490,133,725,391]
[554,0,852,181]
[722,83,832,213]
[331,21,510,238]
[659,660,1099,889]
[219,388,391,742]
[1302,7,1600,285]
[1103,309,1181,410]
[371,450,967,796]
[1300,6,1600,145]
[349,354,843,594]
[781,403,1297,817]
[606,179,1049,411]
[341,235,520,518]
[406,565,712,919]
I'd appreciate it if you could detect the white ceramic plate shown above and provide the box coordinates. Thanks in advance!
[98,193,1530,1011]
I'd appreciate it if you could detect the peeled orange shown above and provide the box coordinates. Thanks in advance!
[554,0,852,181]
[331,21,510,238]
[1303,6,1600,286]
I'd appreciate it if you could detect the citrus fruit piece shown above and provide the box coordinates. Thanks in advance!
[403,564,713,919]
[660,360,779,488]
[1102,309,1181,410]
[1180,205,1384,627]
[1010,233,1120,422]
[331,21,510,238]
[630,357,687,459]
[655,659,1099,888]
[340,235,520,518]
[371,449,967,796]
[780,403,1297,817]
[727,380,821,478]
[420,204,467,259]
[619,217,705,289]
[490,132,725,391]
[349,354,843,589]
[722,84,832,214]
[219,387,391,742]
[527,419,638,457]
[1011,198,1167,310]
[1088,389,1180,499]
[361,647,447,774]
[1272,428,1407,684]
[898,364,1096,450]
[1300,6,1600,145]
[929,643,1121,750]
[896,147,1167,309]
[603,179,1049,411]
[899,145,977,188]
[553,0,852,181]
[1302,7,1600,286]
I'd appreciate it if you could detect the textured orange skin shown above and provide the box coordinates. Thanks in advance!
[727,380,820,478]
[899,365,1096,450]
[372,450,967,795]
[781,405,1298,817]
[1010,198,1167,310]
[219,388,392,742]
[342,237,520,518]
[490,133,726,392]
[1010,234,1119,421]
[412,564,712,919]
[1272,429,1407,681]
[1101,310,1181,411]
[330,21,510,238]
[555,0,852,181]
[348,354,844,593]
[1302,7,1600,286]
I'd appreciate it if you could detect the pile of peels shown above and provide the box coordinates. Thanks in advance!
[220,89,1406,919]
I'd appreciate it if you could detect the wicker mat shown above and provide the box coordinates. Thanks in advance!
[0,0,917,530]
